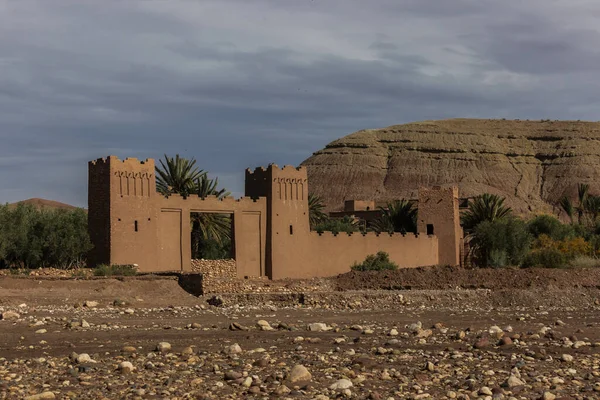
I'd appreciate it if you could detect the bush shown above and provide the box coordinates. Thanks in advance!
[527,214,573,240]
[469,218,532,267]
[0,204,92,269]
[351,251,398,271]
[93,264,138,276]
[568,255,600,268]
[533,234,591,258]
[522,248,567,268]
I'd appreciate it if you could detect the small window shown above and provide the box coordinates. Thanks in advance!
[134,220,138,232]
[426,224,434,235]
[289,225,293,235]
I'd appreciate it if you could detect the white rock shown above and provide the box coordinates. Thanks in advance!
[226,343,242,355]
[119,361,134,374]
[489,326,503,335]
[76,353,93,364]
[24,392,55,400]
[308,322,330,332]
[257,320,273,331]
[504,374,525,388]
[289,364,312,383]
[388,329,399,336]
[84,300,98,308]
[156,342,171,352]
[561,354,574,362]
[329,379,353,390]
[1,311,20,321]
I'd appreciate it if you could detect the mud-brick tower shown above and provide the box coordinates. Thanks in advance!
[417,185,462,266]
[245,164,309,279]
[88,156,159,269]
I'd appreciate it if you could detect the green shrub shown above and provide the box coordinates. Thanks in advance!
[568,255,600,268]
[470,218,532,267]
[93,264,138,276]
[351,251,398,271]
[527,214,573,240]
[315,216,361,234]
[0,204,92,269]
[522,248,567,268]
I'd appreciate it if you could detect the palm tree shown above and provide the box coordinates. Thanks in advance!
[460,193,512,232]
[308,194,328,229]
[156,155,232,258]
[155,154,205,198]
[559,183,593,224]
[576,183,589,223]
[191,174,232,255]
[559,196,575,223]
[585,195,600,223]
[372,200,417,234]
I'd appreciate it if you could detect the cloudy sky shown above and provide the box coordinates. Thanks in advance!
[1,0,599,207]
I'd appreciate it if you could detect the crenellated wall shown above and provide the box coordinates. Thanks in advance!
[269,231,439,279]
[89,155,461,280]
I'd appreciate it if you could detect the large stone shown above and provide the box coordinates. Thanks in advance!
[24,393,55,400]
[330,379,353,390]
[289,364,312,383]
[1,311,20,321]
[301,118,600,214]
[308,323,330,332]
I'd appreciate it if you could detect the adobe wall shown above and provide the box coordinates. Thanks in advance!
[417,186,462,266]
[89,155,461,282]
[270,231,438,279]
[88,156,266,277]
[155,194,266,276]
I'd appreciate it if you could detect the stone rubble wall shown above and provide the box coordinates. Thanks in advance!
[190,259,332,294]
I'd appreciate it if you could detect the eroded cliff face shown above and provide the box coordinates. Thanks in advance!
[301,119,600,215]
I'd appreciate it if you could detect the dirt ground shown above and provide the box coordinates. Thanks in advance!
[1,268,600,399]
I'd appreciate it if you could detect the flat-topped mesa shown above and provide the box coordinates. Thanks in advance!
[301,118,600,215]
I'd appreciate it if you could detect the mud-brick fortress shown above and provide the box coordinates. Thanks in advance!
[88,156,463,279]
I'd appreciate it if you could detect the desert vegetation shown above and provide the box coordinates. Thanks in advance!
[0,203,91,269]
[463,187,600,268]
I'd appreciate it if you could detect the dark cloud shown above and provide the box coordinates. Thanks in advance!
[0,0,599,206]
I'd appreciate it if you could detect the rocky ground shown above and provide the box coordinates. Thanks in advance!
[1,271,600,399]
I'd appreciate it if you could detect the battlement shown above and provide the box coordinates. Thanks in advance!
[89,155,154,167]
[162,193,264,204]
[246,164,306,176]
[310,231,423,239]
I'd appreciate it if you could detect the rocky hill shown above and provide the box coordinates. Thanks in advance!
[7,198,79,210]
[301,118,600,215]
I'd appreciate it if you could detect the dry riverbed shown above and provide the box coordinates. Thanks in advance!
[0,275,600,399]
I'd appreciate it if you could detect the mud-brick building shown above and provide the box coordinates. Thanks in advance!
[88,156,463,279]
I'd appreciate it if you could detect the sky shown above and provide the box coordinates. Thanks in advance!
[2,0,600,207]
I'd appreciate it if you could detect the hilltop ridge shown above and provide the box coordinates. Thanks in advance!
[301,118,600,214]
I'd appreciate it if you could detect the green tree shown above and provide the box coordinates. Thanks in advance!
[0,204,92,269]
[308,193,328,229]
[461,193,512,232]
[469,218,532,268]
[527,214,573,241]
[371,200,417,234]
